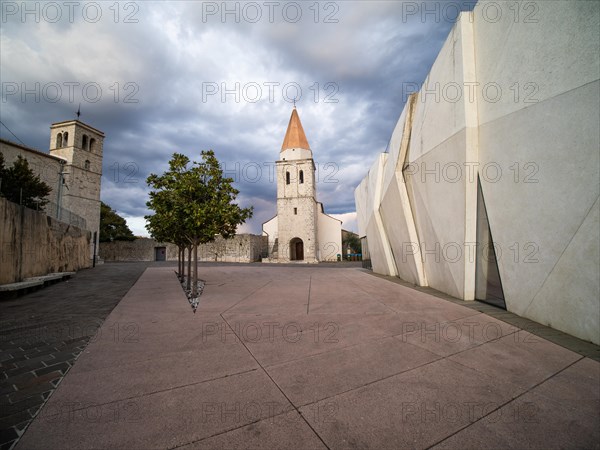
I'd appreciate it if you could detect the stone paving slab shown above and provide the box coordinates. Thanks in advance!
[0,262,149,450]
[12,264,600,449]
[432,357,600,449]
[367,270,600,362]
[299,357,525,449]
[23,368,293,450]
[399,314,520,357]
[448,330,582,390]
[46,341,258,406]
[179,410,327,450]
[266,336,440,407]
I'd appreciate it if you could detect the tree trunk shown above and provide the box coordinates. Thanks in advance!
[192,242,199,298]
[178,247,183,280]
[181,247,184,280]
[186,246,192,291]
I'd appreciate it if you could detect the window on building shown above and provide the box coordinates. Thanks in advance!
[82,134,88,150]
[286,171,290,185]
[299,170,304,184]
[89,138,96,152]
[84,160,90,170]
[63,132,68,147]
[294,207,297,215]
[56,134,62,148]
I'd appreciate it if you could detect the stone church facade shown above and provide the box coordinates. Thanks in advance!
[1,119,104,261]
[263,108,341,263]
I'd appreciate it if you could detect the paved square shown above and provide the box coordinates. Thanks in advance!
[13,265,600,449]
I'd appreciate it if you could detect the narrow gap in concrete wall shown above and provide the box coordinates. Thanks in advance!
[361,237,372,270]
[475,175,506,309]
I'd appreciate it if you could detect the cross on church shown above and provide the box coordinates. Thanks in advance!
[76,104,81,119]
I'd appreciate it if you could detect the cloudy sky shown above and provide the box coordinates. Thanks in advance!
[1,0,475,235]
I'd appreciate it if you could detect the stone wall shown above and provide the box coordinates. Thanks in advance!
[0,139,89,231]
[1,139,64,207]
[100,235,267,263]
[0,198,91,284]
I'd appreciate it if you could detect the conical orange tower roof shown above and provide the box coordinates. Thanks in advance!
[281,107,310,151]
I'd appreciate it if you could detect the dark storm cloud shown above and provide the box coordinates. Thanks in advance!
[1,1,475,235]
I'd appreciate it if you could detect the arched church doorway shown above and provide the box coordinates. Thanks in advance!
[290,238,304,261]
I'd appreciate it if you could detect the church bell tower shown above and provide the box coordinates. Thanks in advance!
[262,106,342,263]
[49,119,104,261]
[276,107,318,262]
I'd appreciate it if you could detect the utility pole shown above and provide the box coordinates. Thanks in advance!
[93,231,97,267]
[57,160,66,220]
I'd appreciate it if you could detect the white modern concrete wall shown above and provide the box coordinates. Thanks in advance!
[355,176,369,240]
[262,215,278,257]
[379,95,426,285]
[355,1,599,344]
[317,207,343,261]
[363,154,397,276]
[473,0,600,343]
[406,12,479,300]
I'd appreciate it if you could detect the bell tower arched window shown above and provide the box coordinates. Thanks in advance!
[63,132,68,147]
[89,138,96,152]
[56,134,62,148]
[82,134,88,150]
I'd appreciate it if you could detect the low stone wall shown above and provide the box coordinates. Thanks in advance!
[0,198,91,284]
[100,235,267,263]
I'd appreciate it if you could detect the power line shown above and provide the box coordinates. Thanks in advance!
[0,120,27,147]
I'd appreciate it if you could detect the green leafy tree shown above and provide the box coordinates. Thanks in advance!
[146,151,253,298]
[99,202,136,242]
[145,154,188,286]
[343,233,362,257]
[0,152,51,209]
[146,153,193,287]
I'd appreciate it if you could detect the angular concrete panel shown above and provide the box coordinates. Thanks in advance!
[355,3,599,344]
[380,181,421,283]
[473,0,600,124]
[405,132,468,299]
[478,81,600,322]
[526,197,600,344]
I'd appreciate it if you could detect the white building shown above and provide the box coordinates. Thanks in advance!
[263,107,342,263]
[355,2,599,344]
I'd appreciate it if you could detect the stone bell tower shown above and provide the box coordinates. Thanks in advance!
[262,107,342,263]
[49,119,104,261]
[275,107,318,262]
